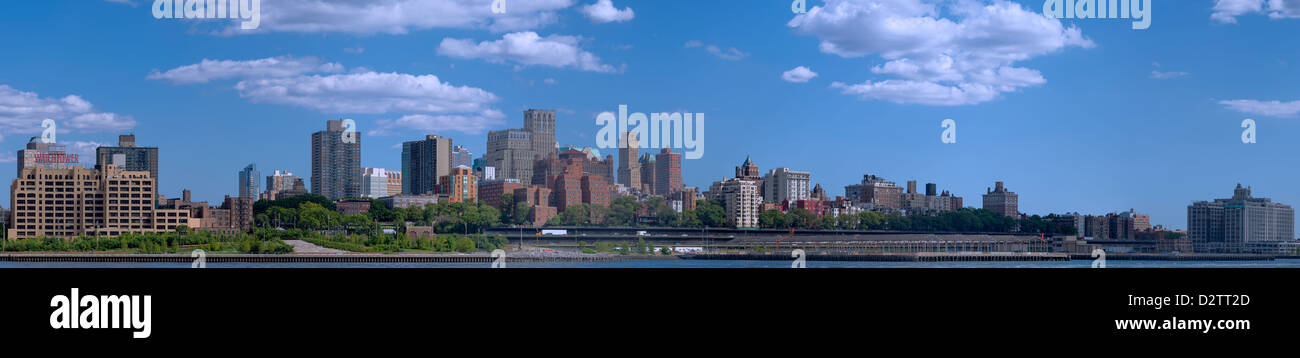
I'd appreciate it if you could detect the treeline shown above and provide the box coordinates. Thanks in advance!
[290,229,509,253]
[545,197,729,228]
[258,198,500,235]
[0,229,293,254]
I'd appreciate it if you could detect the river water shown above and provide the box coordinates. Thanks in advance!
[4,259,1300,268]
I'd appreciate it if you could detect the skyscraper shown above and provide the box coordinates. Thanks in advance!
[485,129,533,182]
[237,163,260,199]
[311,120,361,200]
[95,134,160,188]
[654,149,682,196]
[617,131,641,190]
[401,135,453,195]
[524,109,556,160]
[982,181,1019,218]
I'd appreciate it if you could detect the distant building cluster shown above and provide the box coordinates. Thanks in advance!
[5,106,1295,258]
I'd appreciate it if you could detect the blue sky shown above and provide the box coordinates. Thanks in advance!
[1,0,1298,230]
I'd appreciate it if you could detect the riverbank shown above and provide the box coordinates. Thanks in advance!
[0,252,677,263]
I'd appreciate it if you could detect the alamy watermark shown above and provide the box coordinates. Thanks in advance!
[1043,0,1151,30]
[596,105,705,159]
[152,0,261,30]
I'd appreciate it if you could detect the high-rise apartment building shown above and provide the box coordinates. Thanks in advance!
[311,120,361,200]
[361,168,391,198]
[654,149,682,196]
[95,134,160,189]
[763,168,810,204]
[485,129,533,183]
[718,178,760,229]
[237,163,259,199]
[401,135,453,195]
[1188,184,1295,252]
[982,181,1019,218]
[617,131,641,191]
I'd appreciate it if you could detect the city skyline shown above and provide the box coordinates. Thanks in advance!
[3,1,1300,230]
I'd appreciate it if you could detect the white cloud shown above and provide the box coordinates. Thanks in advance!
[1211,0,1300,23]
[218,0,575,35]
[782,66,819,83]
[0,84,136,140]
[788,0,1093,106]
[234,71,501,116]
[438,32,621,73]
[1150,70,1189,79]
[580,0,635,23]
[683,41,749,60]
[146,56,344,84]
[104,0,138,6]
[1219,99,1300,117]
[369,113,507,136]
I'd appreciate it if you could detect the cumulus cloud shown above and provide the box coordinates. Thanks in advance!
[782,66,819,83]
[234,72,500,115]
[146,56,344,84]
[1219,99,1300,117]
[788,0,1093,106]
[438,32,621,73]
[0,84,136,140]
[217,0,575,35]
[149,57,505,134]
[580,0,635,23]
[1212,0,1300,23]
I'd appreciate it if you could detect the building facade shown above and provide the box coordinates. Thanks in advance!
[763,168,810,204]
[264,170,307,200]
[654,149,682,196]
[1188,184,1295,252]
[524,109,556,161]
[485,129,533,183]
[982,181,1019,218]
[718,178,760,229]
[402,134,453,196]
[7,165,193,239]
[617,131,641,191]
[439,166,477,203]
[361,168,391,199]
[311,120,361,200]
[237,163,259,199]
[95,134,160,188]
